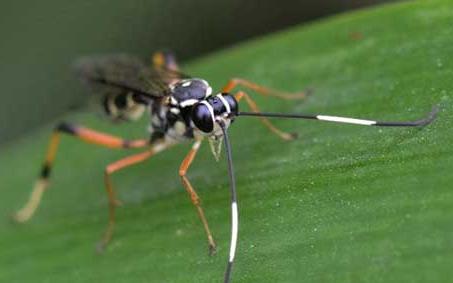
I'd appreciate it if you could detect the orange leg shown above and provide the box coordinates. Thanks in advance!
[12,122,148,223]
[179,140,217,255]
[235,91,296,141]
[152,51,182,85]
[98,142,169,251]
[222,78,308,100]
[152,50,179,71]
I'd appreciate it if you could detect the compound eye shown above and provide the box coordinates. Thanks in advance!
[192,103,214,133]
[222,93,239,115]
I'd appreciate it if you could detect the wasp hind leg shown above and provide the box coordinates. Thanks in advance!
[12,122,148,223]
[152,50,179,71]
[179,140,217,255]
[11,131,60,223]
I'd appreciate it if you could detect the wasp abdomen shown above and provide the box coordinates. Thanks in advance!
[102,92,146,122]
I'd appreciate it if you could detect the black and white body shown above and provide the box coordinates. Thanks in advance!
[12,52,438,283]
[148,78,238,145]
[76,54,239,151]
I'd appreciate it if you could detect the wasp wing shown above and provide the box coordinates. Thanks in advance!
[74,54,189,122]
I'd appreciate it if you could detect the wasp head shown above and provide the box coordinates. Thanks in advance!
[191,93,238,160]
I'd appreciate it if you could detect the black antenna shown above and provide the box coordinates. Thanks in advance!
[237,106,439,127]
[219,122,239,283]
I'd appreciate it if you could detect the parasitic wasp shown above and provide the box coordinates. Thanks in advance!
[12,51,438,282]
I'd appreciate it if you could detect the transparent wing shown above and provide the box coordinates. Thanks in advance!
[74,54,190,122]
[74,54,187,98]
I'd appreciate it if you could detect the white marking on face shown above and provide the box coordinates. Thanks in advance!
[229,201,239,262]
[316,115,377,125]
[182,80,192,87]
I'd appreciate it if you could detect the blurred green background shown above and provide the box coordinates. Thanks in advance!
[0,0,395,144]
[1,1,452,282]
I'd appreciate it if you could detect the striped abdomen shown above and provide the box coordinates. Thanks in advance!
[102,91,147,122]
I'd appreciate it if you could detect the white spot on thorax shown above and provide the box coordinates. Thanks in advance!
[180,99,199,107]
[182,80,192,87]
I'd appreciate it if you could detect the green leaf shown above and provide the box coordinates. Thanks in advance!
[1,1,452,282]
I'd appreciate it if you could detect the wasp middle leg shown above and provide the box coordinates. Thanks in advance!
[234,91,297,141]
[222,78,309,100]
[98,141,170,252]
[152,50,179,71]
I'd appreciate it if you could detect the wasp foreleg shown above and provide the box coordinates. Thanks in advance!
[179,140,217,255]
[98,144,169,252]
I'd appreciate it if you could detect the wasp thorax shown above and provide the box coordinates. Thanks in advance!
[170,79,212,108]
[191,93,238,134]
